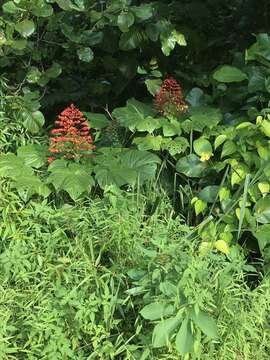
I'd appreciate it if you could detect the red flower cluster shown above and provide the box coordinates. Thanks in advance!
[155,78,188,115]
[48,104,95,162]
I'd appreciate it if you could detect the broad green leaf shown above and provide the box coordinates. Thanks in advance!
[198,185,219,203]
[191,310,218,339]
[133,134,163,151]
[193,138,212,157]
[152,316,181,348]
[189,106,222,131]
[254,196,270,224]
[10,39,27,50]
[2,1,19,14]
[186,87,205,107]
[231,164,248,186]
[260,120,270,137]
[112,98,154,131]
[22,110,45,134]
[119,28,143,51]
[0,154,33,178]
[84,112,109,129]
[17,144,47,168]
[77,47,94,62]
[219,187,230,202]
[258,182,270,196]
[162,119,181,137]
[45,62,62,78]
[136,116,161,133]
[221,140,237,158]
[117,12,135,32]
[56,0,73,10]
[195,199,207,215]
[131,4,153,21]
[176,154,207,178]
[0,154,50,198]
[140,303,174,321]
[15,20,36,38]
[213,65,248,83]
[214,135,227,149]
[145,79,162,96]
[253,224,270,253]
[120,149,160,182]
[175,317,194,355]
[161,30,186,56]
[27,67,41,83]
[159,281,177,297]
[161,137,189,156]
[199,242,212,256]
[47,164,94,200]
[215,240,229,255]
[32,3,53,17]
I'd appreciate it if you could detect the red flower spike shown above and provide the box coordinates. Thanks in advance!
[48,103,95,162]
[155,78,188,115]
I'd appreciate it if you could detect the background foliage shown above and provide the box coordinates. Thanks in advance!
[1,0,270,358]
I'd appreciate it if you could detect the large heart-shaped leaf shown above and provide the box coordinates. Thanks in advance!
[47,163,94,200]
[17,144,47,168]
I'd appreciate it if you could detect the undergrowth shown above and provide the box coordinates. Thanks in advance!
[0,186,269,359]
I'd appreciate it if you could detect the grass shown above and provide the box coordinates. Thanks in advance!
[0,186,270,359]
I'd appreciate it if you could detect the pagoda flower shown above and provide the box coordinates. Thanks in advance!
[48,104,95,162]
